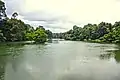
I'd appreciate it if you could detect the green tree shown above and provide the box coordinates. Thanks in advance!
[26,28,47,43]
[11,12,18,19]
[46,30,52,39]
[33,29,47,43]
[25,32,34,41]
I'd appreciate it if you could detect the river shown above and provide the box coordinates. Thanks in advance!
[0,41,120,80]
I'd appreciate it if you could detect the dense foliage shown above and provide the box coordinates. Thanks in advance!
[25,27,48,43]
[0,0,52,43]
[53,22,120,43]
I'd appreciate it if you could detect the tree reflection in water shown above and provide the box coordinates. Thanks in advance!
[0,44,9,80]
[99,50,120,63]
[0,55,8,80]
[0,43,25,80]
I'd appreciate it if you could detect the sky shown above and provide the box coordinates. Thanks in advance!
[3,0,120,32]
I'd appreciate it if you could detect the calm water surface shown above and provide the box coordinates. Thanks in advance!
[0,41,120,80]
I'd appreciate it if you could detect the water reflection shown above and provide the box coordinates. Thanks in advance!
[0,43,25,80]
[99,50,120,63]
[0,44,10,80]
[0,56,7,80]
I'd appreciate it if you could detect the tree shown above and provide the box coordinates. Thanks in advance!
[2,19,29,41]
[55,21,120,43]
[0,0,50,43]
[11,12,18,19]
[26,28,47,43]
[33,29,47,43]
[46,30,52,39]
[36,25,45,31]
[0,0,7,26]
[0,30,5,42]
[25,32,34,41]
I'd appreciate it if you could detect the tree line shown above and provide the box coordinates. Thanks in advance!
[53,22,120,43]
[0,0,52,43]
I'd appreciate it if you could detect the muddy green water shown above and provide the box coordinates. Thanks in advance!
[0,41,120,80]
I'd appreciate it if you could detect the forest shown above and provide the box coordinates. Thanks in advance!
[53,21,120,43]
[59,22,120,43]
[0,0,52,43]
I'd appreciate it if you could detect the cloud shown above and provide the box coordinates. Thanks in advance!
[22,11,64,22]
[23,19,72,33]
[4,0,120,32]
[4,0,24,14]
[20,11,72,32]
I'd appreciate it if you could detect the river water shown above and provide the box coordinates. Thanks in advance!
[0,41,120,80]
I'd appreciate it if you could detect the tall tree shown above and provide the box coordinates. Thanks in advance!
[0,0,7,26]
[11,12,18,19]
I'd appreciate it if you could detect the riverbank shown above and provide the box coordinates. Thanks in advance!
[86,39,120,44]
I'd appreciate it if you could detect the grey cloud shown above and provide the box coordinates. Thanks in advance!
[4,0,72,32]
[21,11,68,24]
[44,25,68,30]
[21,11,71,31]
[4,0,69,24]
[25,19,69,30]
[4,0,24,15]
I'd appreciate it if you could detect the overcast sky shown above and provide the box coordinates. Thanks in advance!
[3,0,120,32]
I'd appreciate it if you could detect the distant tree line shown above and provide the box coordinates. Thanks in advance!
[53,22,120,43]
[52,33,65,39]
[0,0,52,43]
